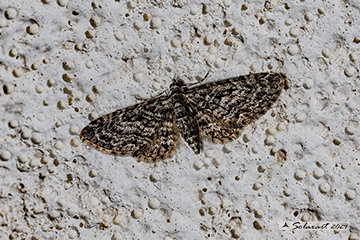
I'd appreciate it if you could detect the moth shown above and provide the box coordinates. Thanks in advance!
[80,73,286,161]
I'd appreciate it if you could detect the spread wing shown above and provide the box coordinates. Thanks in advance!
[183,73,286,142]
[80,95,178,161]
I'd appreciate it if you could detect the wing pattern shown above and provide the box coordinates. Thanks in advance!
[184,73,285,142]
[80,95,178,161]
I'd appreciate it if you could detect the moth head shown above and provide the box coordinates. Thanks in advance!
[170,77,186,90]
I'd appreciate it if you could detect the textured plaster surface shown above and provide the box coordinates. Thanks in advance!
[0,0,360,239]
